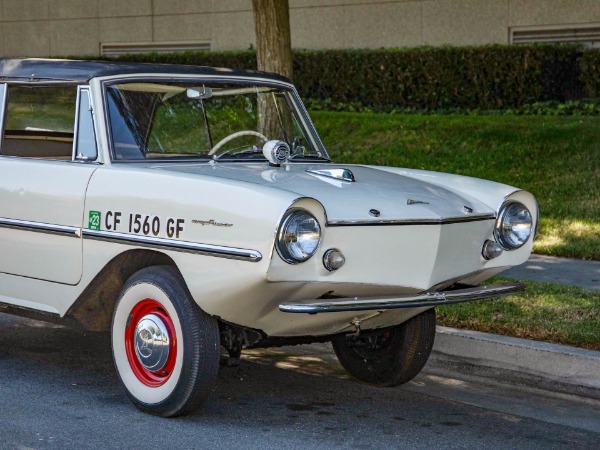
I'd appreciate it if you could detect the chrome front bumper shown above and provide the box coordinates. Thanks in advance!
[279,282,525,314]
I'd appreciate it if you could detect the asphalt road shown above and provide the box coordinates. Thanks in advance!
[1,314,599,449]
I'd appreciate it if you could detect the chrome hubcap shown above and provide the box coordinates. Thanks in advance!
[134,314,171,372]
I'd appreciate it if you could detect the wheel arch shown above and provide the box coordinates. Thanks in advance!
[66,249,179,331]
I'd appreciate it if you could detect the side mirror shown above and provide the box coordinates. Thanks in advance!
[187,86,212,99]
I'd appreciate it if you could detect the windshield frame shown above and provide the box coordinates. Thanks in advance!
[100,75,330,164]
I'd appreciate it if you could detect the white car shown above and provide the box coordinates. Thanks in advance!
[0,59,537,417]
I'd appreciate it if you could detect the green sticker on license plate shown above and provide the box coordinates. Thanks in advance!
[89,211,101,231]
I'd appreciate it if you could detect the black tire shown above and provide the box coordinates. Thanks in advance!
[331,309,436,387]
[111,265,220,417]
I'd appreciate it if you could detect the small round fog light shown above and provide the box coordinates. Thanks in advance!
[482,240,503,260]
[323,249,345,271]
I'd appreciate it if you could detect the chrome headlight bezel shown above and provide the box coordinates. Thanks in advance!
[276,209,322,264]
[495,201,533,250]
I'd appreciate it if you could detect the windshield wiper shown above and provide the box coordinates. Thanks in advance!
[212,146,264,161]
[288,152,330,161]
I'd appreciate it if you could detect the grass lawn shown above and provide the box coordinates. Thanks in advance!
[312,112,600,260]
[436,279,600,351]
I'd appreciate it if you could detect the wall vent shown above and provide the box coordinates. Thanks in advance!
[511,25,600,47]
[101,41,211,56]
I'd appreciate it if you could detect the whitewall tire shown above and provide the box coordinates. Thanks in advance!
[111,265,219,417]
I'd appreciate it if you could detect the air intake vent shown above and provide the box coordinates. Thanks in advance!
[512,25,600,46]
[101,41,211,56]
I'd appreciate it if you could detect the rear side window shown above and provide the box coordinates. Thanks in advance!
[1,86,77,159]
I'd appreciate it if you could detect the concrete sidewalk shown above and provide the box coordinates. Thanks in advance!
[432,326,600,400]
[502,254,600,290]
[431,254,600,398]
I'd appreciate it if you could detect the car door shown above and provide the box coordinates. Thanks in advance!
[0,83,99,285]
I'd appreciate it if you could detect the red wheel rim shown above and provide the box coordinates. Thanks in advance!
[125,298,177,387]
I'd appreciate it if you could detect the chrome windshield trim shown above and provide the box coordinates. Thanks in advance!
[0,217,81,237]
[279,282,525,313]
[327,213,496,227]
[99,76,330,163]
[95,73,295,90]
[82,229,262,262]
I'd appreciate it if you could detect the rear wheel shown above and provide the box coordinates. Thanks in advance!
[331,309,436,387]
[111,265,219,417]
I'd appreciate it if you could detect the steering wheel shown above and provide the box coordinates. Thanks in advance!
[208,130,268,155]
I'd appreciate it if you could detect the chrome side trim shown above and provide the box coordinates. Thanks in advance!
[82,229,262,262]
[0,80,82,86]
[279,282,525,313]
[327,213,496,227]
[0,217,81,238]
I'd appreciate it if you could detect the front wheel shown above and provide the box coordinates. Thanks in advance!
[111,266,220,417]
[331,309,436,387]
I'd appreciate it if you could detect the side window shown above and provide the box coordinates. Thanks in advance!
[74,89,98,161]
[1,85,77,159]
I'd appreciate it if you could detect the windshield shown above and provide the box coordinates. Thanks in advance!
[105,81,328,162]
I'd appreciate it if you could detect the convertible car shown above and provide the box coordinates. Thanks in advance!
[0,59,537,416]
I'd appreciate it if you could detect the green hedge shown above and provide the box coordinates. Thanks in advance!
[580,49,600,98]
[92,45,600,112]
[108,50,257,72]
[293,46,582,111]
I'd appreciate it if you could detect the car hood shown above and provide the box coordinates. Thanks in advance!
[150,163,496,224]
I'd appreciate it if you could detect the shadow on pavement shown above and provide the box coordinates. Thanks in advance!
[1,314,597,449]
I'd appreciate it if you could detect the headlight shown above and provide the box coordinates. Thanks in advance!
[495,202,533,250]
[277,209,321,264]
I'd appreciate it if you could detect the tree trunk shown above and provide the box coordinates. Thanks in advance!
[252,0,293,81]
[253,0,293,142]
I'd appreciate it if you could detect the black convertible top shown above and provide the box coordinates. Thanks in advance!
[0,58,290,84]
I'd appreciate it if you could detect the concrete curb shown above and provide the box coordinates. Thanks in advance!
[431,326,600,399]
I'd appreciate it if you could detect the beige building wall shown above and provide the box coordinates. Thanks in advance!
[1,0,600,57]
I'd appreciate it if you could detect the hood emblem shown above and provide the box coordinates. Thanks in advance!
[306,168,355,182]
[407,199,429,205]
